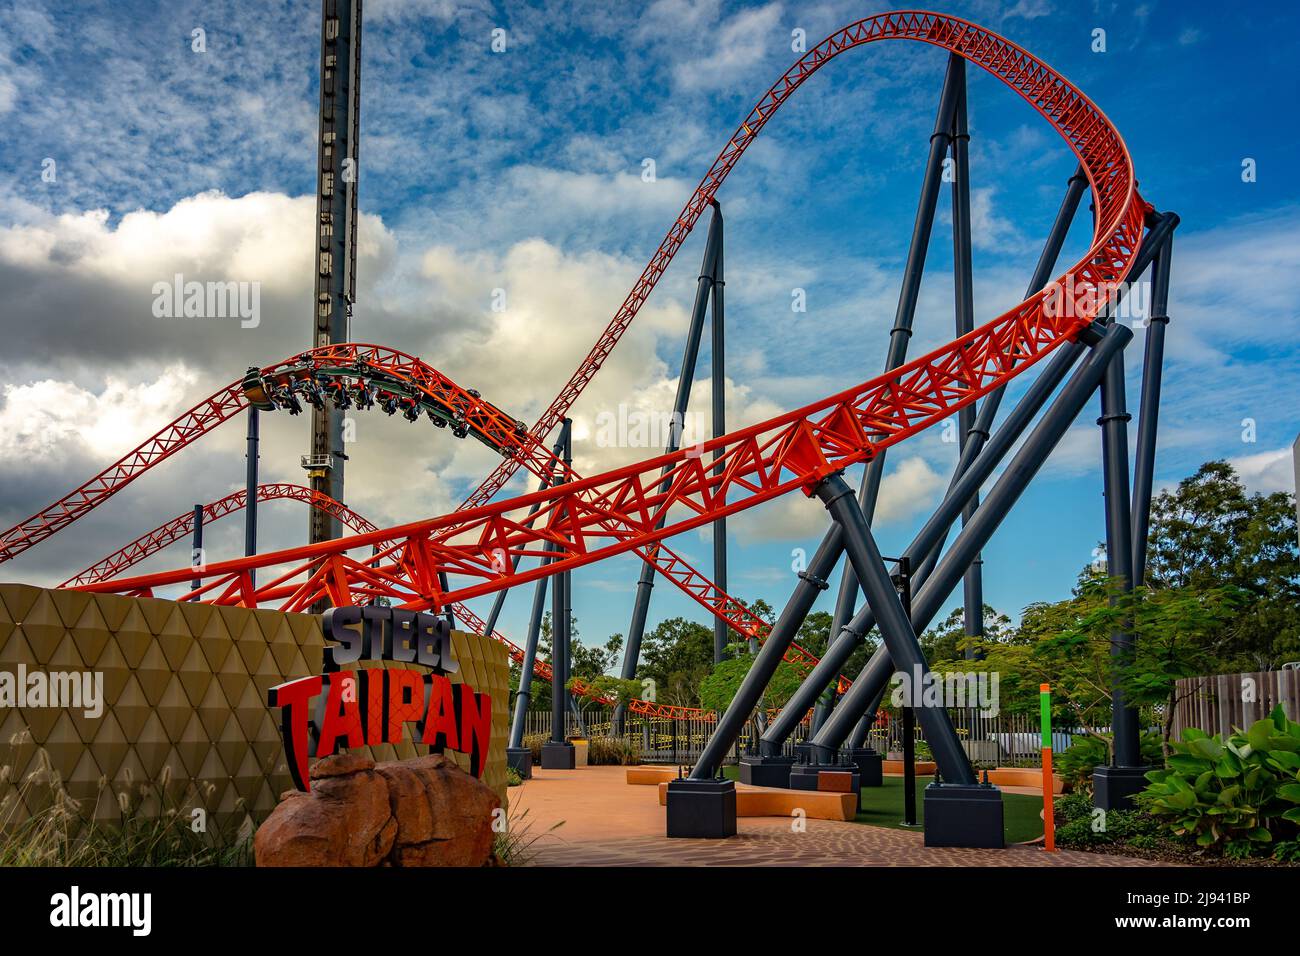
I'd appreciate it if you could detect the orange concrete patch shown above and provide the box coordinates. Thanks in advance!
[655,781,856,821]
[626,766,678,785]
[985,767,1064,793]
[817,771,855,793]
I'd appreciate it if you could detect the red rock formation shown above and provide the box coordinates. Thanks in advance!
[255,753,499,867]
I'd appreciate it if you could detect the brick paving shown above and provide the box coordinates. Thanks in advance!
[509,765,1168,867]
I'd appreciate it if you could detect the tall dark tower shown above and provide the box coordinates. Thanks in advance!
[304,0,362,545]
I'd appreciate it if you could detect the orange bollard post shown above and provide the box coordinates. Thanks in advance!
[1040,682,1056,852]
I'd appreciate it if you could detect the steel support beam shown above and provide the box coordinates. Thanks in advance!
[689,528,846,779]
[762,338,1085,755]
[508,539,555,749]
[711,207,729,665]
[1100,351,1141,767]
[190,504,203,592]
[550,420,575,746]
[506,428,569,750]
[948,63,983,659]
[845,210,1175,752]
[766,167,1090,754]
[614,203,723,732]
[1131,217,1177,584]
[482,432,569,637]
[914,165,1089,587]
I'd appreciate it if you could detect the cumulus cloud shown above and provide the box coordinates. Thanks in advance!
[1229,446,1296,496]
[731,455,945,544]
[0,367,197,463]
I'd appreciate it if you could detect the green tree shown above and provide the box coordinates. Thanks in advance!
[637,616,715,707]
[699,641,806,712]
[975,573,1244,759]
[1146,460,1300,668]
[921,604,1014,664]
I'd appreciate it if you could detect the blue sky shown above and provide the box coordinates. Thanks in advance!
[0,0,1297,658]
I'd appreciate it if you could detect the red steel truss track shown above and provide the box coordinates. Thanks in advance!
[76,13,1147,625]
[63,481,710,717]
[57,344,836,694]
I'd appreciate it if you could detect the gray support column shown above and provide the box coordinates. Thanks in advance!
[711,204,729,665]
[849,212,1174,753]
[560,417,575,734]
[948,65,983,658]
[437,572,455,630]
[815,473,976,785]
[245,408,259,588]
[548,552,567,744]
[811,324,1134,754]
[1131,220,1177,584]
[915,165,1089,586]
[614,204,722,731]
[190,504,204,592]
[508,539,555,749]
[827,54,962,635]
[816,55,964,725]
[764,165,1100,755]
[549,421,575,746]
[1099,353,1141,767]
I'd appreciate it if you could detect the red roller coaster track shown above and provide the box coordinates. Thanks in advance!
[42,341,836,686]
[7,13,1148,715]
[72,12,1145,614]
[64,481,715,718]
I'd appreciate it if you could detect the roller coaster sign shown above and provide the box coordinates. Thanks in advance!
[267,606,492,791]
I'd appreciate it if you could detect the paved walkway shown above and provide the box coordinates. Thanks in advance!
[509,765,1166,867]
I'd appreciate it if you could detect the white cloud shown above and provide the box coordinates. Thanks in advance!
[731,455,944,544]
[1229,446,1296,496]
[671,3,785,92]
[0,366,198,462]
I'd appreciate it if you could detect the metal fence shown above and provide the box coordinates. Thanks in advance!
[519,704,1089,768]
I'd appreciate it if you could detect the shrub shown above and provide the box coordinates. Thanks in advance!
[1056,732,1164,792]
[1056,790,1095,823]
[587,735,641,766]
[1137,705,1300,857]
[1055,788,1166,850]
[1056,806,1161,849]
[1272,840,1300,863]
[1055,736,1108,791]
[506,767,524,787]
[522,733,548,764]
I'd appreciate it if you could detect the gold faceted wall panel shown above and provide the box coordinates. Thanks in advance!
[0,584,509,834]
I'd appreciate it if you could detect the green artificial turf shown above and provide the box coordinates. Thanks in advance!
[721,766,1044,844]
